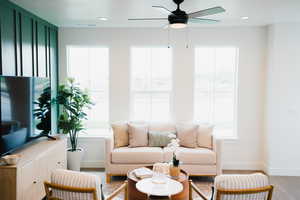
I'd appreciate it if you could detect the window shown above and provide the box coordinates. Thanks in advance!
[194,47,238,138]
[67,46,109,129]
[130,47,172,122]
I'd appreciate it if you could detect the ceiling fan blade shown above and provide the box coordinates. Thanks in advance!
[152,6,172,14]
[189,18,220,23]
[128,18,167,21]
[188,6,225,18]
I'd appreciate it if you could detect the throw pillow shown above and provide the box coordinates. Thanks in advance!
[197,125,214,149]
[128,123,148,147]
[111,123,129,148]
[148,131,175,147]
[176,124,198,148]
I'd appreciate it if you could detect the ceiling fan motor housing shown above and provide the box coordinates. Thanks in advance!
[173,0,184,5]
[168,10,188,25]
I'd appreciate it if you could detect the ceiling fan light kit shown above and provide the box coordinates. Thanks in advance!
[128,0,225,29]
[169,23,187,29]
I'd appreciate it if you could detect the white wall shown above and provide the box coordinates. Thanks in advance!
[265,23,300,176]
[59,27,267,170]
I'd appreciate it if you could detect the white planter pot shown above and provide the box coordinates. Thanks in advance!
[67,148,84,171]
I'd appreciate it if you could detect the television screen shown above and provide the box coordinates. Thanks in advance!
[0,76,50,156]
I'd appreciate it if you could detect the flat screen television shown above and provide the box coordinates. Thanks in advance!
[0,76,51,156]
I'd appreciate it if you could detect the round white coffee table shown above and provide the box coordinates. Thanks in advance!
[136,177,183,197]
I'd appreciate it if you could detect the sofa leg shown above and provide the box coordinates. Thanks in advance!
[106,174,112,183]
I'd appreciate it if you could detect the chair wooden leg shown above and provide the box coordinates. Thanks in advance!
[124,180,128,200]
[106,174,112,183]
[189,180,193,200]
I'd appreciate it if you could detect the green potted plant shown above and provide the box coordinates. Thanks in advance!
[56,78,93,171]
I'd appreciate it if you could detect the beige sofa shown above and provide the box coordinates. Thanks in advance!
[105,123,222,183]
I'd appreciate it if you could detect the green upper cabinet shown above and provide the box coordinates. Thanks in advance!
[0,0,58,78]
[0,6,16,76]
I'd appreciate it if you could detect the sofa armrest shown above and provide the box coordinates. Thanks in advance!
[105,137,114,165]
[212,136,223,175]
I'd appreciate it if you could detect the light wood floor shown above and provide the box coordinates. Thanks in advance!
[83,168,300,200]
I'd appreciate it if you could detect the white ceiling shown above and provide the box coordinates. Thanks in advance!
[10,0,300,27]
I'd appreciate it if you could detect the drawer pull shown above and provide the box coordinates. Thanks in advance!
[57,162,61,164]
[33,181,37,184]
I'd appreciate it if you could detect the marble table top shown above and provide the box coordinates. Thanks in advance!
[136,177,183,197]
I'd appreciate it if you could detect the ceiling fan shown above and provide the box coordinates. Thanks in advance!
[128,0,225,29]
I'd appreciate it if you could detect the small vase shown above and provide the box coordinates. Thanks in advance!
[169,165,180,178]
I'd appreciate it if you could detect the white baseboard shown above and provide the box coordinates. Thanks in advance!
[223,161,264,171]
[81,160,105,168]
[261,162,300,176]
[264,167,300,176]
[267,168,300,176]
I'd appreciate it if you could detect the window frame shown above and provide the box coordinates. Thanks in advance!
[66,45,110,130]
[193,46,239,139]
[129,46,174,122]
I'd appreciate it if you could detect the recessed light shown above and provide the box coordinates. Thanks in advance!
[241,16,249,20]
[98,17,108,21]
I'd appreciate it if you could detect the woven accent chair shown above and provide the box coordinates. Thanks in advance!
[44,169,127,200]
[189,173,274,200]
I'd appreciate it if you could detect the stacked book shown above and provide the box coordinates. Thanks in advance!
[133,167,153,179]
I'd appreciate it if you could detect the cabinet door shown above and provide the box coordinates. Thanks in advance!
[36,153,51,198]
[38,143,67,186]
[19,161,39,200]
[52,143,67,170]
[20,14,34,76]
[47,142,67,174]
[0,6,17,76]
[36,22,46,77]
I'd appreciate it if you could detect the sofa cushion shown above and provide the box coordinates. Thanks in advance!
[111,147,164,164]
[197,125,214,149]
[111,122,129,148]
[163,147,216,165]
[128,123,148,147]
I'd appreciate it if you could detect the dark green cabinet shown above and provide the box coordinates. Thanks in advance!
[0,0,59,133]
[0,0,58,78]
